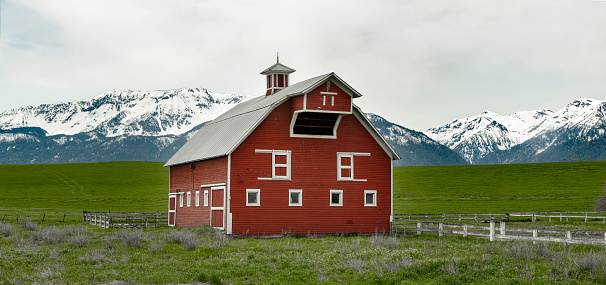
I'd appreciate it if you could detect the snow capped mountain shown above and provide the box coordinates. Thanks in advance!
[0,88,249,137]
[426,98,606,164]
[366,113,467,166]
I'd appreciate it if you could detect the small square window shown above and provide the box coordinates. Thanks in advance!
[246,189,260,206]
[330,190,343,206]
[364,190,377,206]
[289,189,302,206]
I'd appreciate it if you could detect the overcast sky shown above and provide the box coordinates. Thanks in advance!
[1,0,606,131]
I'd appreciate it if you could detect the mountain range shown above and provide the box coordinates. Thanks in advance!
[425,98,606,164]
[1,88,604,166]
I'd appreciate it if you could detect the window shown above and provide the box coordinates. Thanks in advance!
[195,191,200,207]
[364,190,377,206]
[255,150,291,180]
[187,192,191,207]
[292,112,340,137]
[337,152,370,181]
[330,190,343,206]
[289,189,302,206]
[246,189,260,206]
[204,190,209,207]
[179,193,183,207]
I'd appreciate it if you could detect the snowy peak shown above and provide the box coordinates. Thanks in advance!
[0,88,250,137]
[425,98,606,163]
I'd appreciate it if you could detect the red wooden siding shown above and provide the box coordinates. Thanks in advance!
[169,156,228,227]
[230,99,391,236]
[304,81,352,113]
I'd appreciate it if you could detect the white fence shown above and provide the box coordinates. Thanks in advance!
[395,221,606,246]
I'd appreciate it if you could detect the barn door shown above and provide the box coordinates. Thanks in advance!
[211,186,225,229]
[168,194,177,226]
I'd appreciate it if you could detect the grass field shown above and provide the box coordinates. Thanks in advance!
[394,161,606,214]
[1,161,606,284]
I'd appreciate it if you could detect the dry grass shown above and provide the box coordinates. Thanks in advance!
[19,219,39,231]
[115,229,143,248]
[0,222,15,237]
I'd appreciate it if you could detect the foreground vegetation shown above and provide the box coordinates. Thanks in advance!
[1,220,606,284]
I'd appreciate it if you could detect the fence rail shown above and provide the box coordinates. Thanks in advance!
[508,211,606,223]
[83,211,168,229]
[393,221,606,246]
[393,213,509,222]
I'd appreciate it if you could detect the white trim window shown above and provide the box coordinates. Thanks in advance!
[255,150,291,180]
[337,152,370,181]
[289,189,302,206]
[246,189,261,206]
[179,193,184,208]
[364,190,377,207]
[330,190,343,206]
[203,190,209,207]
[187,192,191,207]
[195,191,200,207]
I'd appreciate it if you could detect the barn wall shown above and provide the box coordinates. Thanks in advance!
[230,91,391,235]
[169,156,228,227]
[304,80,352,113]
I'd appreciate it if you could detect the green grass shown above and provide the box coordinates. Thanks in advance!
[0,161,168,223]
[1,160,606,284]
[1,223,606,284]
[395,161,606,214]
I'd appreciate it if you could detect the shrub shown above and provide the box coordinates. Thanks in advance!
[116,229,143,248]
[30,226,65,245]
[0,222,15,237]
[68,234,89,247]
[169,230,198,250]
[19,219,39,231]
[63,225,87,236]
[80,249,108,265]
[594,184,606,210]
[369,233,399,250]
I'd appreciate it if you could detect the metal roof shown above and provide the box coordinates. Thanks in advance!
[164,73,397,167]
[260,62,296,75]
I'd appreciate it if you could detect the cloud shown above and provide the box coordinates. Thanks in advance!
[2,0,606,131]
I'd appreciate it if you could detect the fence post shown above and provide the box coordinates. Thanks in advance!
[490,221,495,241]
[533,229,538,244]
[585,213,588,223]
[459,214,461,221]
[532,214,536,222]
[560,212,562,222]
[475,214,478,222]
[566,231,572,243]
[417,221,421,235]
[463,225,468,238]
[439,223,443,237]
[500,222,506,236]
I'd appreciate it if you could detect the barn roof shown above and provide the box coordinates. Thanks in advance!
[164,73,399,167]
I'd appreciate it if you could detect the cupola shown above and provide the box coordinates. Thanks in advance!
[260,55,295,96]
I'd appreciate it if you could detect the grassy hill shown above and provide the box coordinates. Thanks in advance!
[1,161,605,222]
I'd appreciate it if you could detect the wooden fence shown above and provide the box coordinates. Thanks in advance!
[393,213,509,222]
[393,221,606,246]
[509,211,606,223]
[83,211,168,229]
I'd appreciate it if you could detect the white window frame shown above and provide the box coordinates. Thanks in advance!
[330,190,343,207]
[364,190,377,207]
[289,189,303,206]
[187,192,191,207]
[255,149,291,180]
[195,191,200,207]
[246,189,261,206]
[179,193,184,207]
[337,152,370,181]
[204,190,209,207]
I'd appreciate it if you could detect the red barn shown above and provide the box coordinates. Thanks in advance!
[164,61,400,236]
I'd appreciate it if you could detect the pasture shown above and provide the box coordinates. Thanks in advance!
[1,161,606,284]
